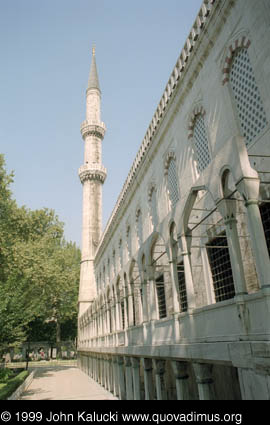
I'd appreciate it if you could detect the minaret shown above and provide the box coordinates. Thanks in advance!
[78,47,107,317]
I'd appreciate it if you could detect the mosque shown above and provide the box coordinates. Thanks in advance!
[77,0,270,400]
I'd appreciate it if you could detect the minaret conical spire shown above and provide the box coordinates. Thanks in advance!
[78,46,106,318]
[87,45,100,91]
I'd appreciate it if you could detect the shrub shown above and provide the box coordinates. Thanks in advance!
[0,368,13,383]
[0,370,29,400]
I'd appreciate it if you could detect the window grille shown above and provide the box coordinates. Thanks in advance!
[193,114,211,172]
[156,274,167,319]
[140,287,143,307]
[167,158,179,208]
[206,232,235,302]
[121,301,125,330]
[109,309,112,333]
[260,202,270,256]
[177,262,188,312]
[229,48,267,146]
[132,292,136,326]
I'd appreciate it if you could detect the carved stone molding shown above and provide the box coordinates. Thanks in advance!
[78,164,107,183]
[80,121,106,140]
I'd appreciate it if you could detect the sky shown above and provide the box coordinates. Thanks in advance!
[0,0,202,247]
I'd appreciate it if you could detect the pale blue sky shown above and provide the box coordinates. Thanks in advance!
[0,0,202,246]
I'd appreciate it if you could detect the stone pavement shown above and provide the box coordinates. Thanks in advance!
[20,367,118,400]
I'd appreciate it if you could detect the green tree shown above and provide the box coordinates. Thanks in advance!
[0,155,80,355]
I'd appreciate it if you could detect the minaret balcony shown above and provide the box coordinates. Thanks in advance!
[80,120,106,140]
[78,163,107,184]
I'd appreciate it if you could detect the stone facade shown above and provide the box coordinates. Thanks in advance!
[78,0,270,400]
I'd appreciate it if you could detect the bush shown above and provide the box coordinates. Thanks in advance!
[0,370,29,400]
[0,368,13,383]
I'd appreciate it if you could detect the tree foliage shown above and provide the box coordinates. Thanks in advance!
[0,154,80,353]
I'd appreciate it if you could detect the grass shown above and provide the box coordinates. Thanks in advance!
[0,369,29,400]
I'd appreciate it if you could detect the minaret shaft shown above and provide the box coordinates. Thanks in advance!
[78,50,107,317]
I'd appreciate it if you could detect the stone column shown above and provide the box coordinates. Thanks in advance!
[123,291,129,330]
[128,287,134,327]
[92,355,96,381]
[100,356,105,387]
[193,363,215,400]
[108,356,113,393]
[153,359,167,400]
[147,266,158,321]
[179,234,196,310]
[112,357,119,397]
[106,304,111,333]
[103,356,108,390]
[169,259,181,313]
[124,357,134,400]
[131,357,141,400]
[117,356,126,400]
[216,199,247,296]
[237,178,270,289]
[115,296,121,331]
[142,358,154,400]
[171,361,190,400]
[109,299,114,333]
[141,281,149,322]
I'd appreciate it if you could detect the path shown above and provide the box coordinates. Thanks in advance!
[20,366,118,400]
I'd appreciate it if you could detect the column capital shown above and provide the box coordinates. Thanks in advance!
[131,357,140,368]
[193,363,213,384]
[142,358,153,371]
[216,198,237,222]
[153,359,166,375]
[124,356,132,367]
[236,177,260,202]
[171,361,189,379]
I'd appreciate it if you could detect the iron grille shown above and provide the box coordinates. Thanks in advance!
[229,48,267,146]
[193,114,211,172]
[206,232,235,302]
[120,301,125,330]
[177,262,188,312]
[156,274,167,319]
[167,158,179,208]
[260,202,270,256]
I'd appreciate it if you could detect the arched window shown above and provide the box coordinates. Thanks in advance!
[136,208,143,247]
[259,202,270,257]
[188,107,211,173]
[126,225,131,260]
[112,250,116,278]
[177,261,188,312]
[193,114,211,172]
[229,47,267,146]
[118,239,123,269]
[148,185,158,228]
[206,232,235,302]
[165,154,179,208]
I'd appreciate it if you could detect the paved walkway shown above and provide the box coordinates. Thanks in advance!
[20,367,118,400]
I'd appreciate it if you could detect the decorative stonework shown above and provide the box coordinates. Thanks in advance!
[96,0,220,257]
[80,120,106,140]
[222,36,251,85]
[147,182,157,203]
[78,164,107,183]
[188,106,206,139]
[164,151,177,176]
